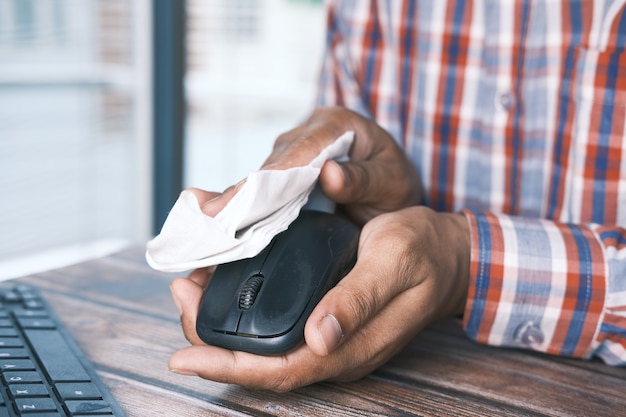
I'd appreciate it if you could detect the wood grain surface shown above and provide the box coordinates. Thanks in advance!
[11,247,626,417]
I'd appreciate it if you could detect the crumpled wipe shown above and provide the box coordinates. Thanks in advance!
[145,131,354,272]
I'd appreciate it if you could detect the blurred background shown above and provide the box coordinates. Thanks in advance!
[0,0,326,279]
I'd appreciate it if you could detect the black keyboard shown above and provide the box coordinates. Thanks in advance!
[0,285,126,416]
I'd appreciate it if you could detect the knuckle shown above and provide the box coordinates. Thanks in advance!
[267,359,301,392]
[364,212,412,246]
[362,209,432,285]
[350,163,372,201]
[273,130,293,150]
[267,133,326,169]
[337,280,381,326]
[271,376,298,393]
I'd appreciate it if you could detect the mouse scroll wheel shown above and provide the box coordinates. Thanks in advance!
[238,274,264,311]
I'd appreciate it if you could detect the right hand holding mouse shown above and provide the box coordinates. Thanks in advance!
[169,206,470,391]
[169,106,471,390]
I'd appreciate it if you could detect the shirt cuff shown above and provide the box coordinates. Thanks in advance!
[460,210,606,359]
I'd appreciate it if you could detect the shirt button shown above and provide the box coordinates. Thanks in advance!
[497,91,515,111]
[514,321,544,347]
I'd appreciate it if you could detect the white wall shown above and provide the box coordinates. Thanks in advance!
[0,0,326,279]
[184,0,326,191]
[0,0,152,279]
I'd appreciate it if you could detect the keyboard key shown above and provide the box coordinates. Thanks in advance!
[16,414,61,417]
[8,383,49,398]
[23,330,91,382]
[0,337,24,347]
[3,371,42,383]
[56,383,103,400]
[0,359,36,371]
[64,400,112,415]
[0,329,18,337]
[13,309,49,318]
[16,290,38,300]
[15,397,58,413]
[3,291,21,302]
[0,348,29,358]
[16,317,56,330]
[23,299,45,310]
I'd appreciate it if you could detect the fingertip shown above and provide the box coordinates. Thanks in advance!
[319,160,349,201]
[169,346,204,376]
[169,277,203,326]
[169,277,191,314]
[200,194,226,217]
[184,187,214,203]
[305,306,344,356]
[170,275,200,296]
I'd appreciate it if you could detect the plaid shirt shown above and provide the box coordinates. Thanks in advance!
[317,0,626,365]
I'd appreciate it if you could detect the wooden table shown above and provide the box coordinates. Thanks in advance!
[11,247,626,416]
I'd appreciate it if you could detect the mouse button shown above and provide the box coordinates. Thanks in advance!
[238,242,333,337]
[238,273,264,311]
[197,261,246,334]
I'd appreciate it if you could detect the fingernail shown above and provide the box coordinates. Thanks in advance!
[170,368,198,377]
[319,314,343,354]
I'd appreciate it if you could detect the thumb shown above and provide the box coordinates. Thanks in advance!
[303,221,413,356]
[303,269,389,357]
[319,159,419,221]
[318,160,369,204]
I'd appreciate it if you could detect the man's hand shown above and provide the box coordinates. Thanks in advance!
[192,107,423,224]
[168,106,470,391]
[169,207,470,391]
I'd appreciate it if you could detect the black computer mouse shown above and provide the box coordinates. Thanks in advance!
[195,209,359,355]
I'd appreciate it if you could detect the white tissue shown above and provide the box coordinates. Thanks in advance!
[145,131,354,272]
